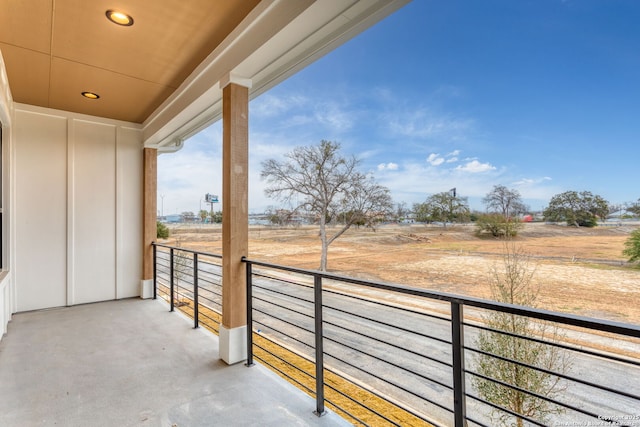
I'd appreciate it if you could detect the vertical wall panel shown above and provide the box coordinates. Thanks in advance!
[71,120,117,304]
[14,110,67,311]
[13,105,143,311]
[116,127,143,298]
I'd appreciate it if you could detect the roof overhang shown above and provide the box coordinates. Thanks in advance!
[143,0,410,153]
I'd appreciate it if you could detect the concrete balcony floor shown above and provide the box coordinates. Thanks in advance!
[0,298,349,427]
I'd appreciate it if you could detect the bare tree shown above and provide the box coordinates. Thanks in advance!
[483,185,528,218]
[472,242,571,426]
[261,140,393,271]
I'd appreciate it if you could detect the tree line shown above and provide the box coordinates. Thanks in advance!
[261,140,640,269]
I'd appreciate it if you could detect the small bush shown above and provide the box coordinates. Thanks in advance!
[157,221,169,239]
[475,213,521,238]
[623,228,640,263]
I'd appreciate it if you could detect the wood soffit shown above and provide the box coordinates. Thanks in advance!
[0,0,260,123]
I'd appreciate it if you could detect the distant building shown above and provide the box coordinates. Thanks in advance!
[165,214,182,223]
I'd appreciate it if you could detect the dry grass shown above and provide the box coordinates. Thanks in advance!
[167,222,640,325]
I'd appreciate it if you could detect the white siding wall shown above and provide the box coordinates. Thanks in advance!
[0,50,13,340]
[14,105,142,312]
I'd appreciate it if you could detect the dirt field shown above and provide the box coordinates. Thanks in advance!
[166,222,640,325]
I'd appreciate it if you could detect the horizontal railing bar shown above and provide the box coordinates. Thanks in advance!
[252,318,315,351]
[242,257,640,339]
[196,273,221,284]
[464,415,491,427]
[196,290,221,301]
[253,339,315,380]
[322,381,403,427]
[198,312,220,324]
[195,282,220,293]
[153,242,222,259]
[196,273,221,283]
[197,292,221,303]
[323,340,453,412]
[252,354,315,396]
[253,271,312,288]
[465,321,640,368]
[174,271,193,279]
[196,297,221,310]
[252,295,314,322]
[464,392,547,427]
[320,396,370,427]
[198,297,221,309]
[252,282,314,305]
[197,259,222,267]
[465,346,640,402]
[198,279,222,292]
[323,286,450,324]
[197,295,220,307]
[465,370,599,420]
[173,283,193,294]
[324,303,452,347]
[323,318,452,369]
[324,334,453,393]
[197,289,221,299]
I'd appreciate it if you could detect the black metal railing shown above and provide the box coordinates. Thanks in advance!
[242,257,640,427]
[153,243,223,333]
[151,244,640,427]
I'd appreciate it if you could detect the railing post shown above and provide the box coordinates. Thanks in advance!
[313,274,325,417]
[244,258,254,367]
[169,248,175,312]
[152,244,157,300]
[193,253,199,329]
[451,301,467,427]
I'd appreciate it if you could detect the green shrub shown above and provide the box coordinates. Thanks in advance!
[475,213,521,238]
[623,228,640,263]
[157,221,169,239]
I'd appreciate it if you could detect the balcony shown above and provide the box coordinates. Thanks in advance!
[154,243,640,427]
[0,297,349,426]
[2,3,639,426]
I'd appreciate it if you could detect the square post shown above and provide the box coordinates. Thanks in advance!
[141,147,157,299]
[219,75,251,365]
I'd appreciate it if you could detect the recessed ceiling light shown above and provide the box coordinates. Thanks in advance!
[81,92,100,100]
[106,10,134,26]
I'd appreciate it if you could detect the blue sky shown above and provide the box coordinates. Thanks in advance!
[158,0,639,216]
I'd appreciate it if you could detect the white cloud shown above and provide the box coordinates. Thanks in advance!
[313,101,354,132]
[512,176,552,186]
[427,153,445,166]
[445,150,460,163]
[455,160,496,173]
[251,93,308,118]
[383,107,474,141]
[374,159,505,209]
[378,162,399,171]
